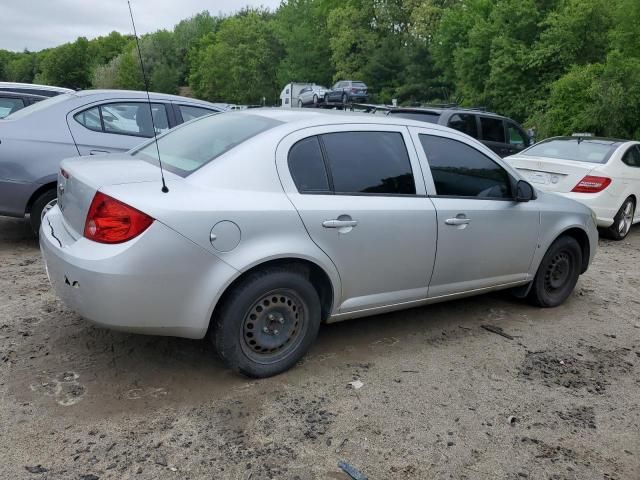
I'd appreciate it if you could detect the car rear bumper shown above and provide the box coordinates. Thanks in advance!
[40,205,238,339]
[552,192,617,227]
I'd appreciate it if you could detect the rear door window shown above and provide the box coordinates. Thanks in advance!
[288,136,330,193]
[447,114,478,138]
[480,117,506,143]
[419,134,512,199]
[74,102,169,138]
[179,105,215,122]
[321,131,416,195]
[506,122,527,146]
[0,97,25,118]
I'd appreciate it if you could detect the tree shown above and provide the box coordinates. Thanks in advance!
[189,10,282,104]
[37,37,91,89]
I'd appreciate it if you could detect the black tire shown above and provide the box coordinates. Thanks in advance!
[212,268,321,378]
[29,188,57,235]
[528,236,582,307]
[604,197,635,241]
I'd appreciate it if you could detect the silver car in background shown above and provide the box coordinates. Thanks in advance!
[40,110,598,378]
[297,85,329,106]
[0,89,225,232]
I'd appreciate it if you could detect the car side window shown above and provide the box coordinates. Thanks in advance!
[506,122,527,147]
[288,136,331,193]
[0,97,25,118]
[321,131,416,195]
[447,114,478,138]
[179,105,214,122]
[419,134,512,199]
[480,117,506,143]
[75,103,169,138]
[74,106,102,132]
[622,145,640,167]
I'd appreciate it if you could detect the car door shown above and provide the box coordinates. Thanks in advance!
[276,124,438,314]
[327,82,342,102]
[68,101,173,155]
[620,144,640,221]
[478,116,509,157]
[409,127,540,297]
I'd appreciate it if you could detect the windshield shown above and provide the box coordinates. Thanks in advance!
[523,138,620,164]
[3,93,73,120]
[353,82,367,88]
[132,112,282,176]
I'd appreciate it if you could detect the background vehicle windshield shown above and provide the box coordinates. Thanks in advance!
[523,138,619,164]
[133,112,282,176]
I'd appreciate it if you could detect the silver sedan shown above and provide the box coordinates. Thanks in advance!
[297,85,329,106]
[40,110,598,377]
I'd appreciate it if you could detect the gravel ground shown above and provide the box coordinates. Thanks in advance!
[1,215,639,480]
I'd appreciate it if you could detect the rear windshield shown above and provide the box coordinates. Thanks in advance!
[523,138,619,164]
[387,111,441,123]
[3,93,73,119]
[132,112,282,176]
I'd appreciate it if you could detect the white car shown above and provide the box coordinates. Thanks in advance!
[506,136,640,240]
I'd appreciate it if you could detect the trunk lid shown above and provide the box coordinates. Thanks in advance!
[57,154,172,237]
[506,154,599,193]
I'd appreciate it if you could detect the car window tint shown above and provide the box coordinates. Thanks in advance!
[622,145,640,167]
[448,114,478,138]
[0,97,25,118]
[288,136,330,193]
[419,134,512,199]
[506,122,526,146]
[179,105,214,122]
[74,106,102,132]
[480,117,506,143]
[102,103,169,137]
[523,138,618,164]
[321,131,416,195]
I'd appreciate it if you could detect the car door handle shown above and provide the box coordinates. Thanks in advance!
[89,150,109,155]
[322,219,358,228]
[445,218,471,226]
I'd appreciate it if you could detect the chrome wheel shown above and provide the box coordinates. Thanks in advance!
[618,201,634,236]
[240,289,306,365]
[41,198,57,221]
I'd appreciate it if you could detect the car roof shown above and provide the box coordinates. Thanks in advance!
[0,90,47,100]
[226,107,463,134]
[0,82,74,94]
[66,89,224,108]
[539,136,629,146]
[389,106,504,118]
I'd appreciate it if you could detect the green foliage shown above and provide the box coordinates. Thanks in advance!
[189,10,282,104]
[0,0,638,139]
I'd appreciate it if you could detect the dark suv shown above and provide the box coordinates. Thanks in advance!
[325,80,368,104]
[387,107,532,157]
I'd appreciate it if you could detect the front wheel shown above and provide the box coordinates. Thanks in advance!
[605,197,635,240]
[313,94,318,104]
[297,99,303,108]
[30,188,57,235]
[528,236,582,307]
[212,268,321,378]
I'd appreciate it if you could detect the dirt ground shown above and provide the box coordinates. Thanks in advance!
[1,216,639,480]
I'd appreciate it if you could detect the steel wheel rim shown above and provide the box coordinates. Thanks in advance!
[619,202,634,235]
[240,289,306,365]
[544,251,571,292]
[41,198,58,221]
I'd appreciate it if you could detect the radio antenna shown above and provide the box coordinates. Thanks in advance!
[127,0,169,193]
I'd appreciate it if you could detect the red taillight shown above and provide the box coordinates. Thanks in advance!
[571,175,612,193]
[60,168,69,179]
[84,192,153,244]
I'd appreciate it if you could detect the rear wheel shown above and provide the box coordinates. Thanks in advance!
[313,94,318,105]
[604,197,635,240]
[528,236,582,307]
[212,268,321,378]
[29,188,57,235]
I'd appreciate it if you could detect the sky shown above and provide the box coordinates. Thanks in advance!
[0,0,282,52]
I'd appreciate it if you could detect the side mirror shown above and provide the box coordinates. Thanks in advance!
[515,179,536,202]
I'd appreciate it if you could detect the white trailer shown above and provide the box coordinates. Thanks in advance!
[280,82,312,108]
